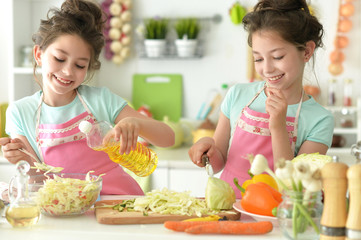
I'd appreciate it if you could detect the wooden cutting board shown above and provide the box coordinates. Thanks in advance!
[94,199,241,225]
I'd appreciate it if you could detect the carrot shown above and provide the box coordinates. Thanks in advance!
[164,221,214,232]
[185,221,273,235]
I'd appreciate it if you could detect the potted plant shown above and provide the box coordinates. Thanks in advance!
[174,18,200,57]
[142,17,169,57]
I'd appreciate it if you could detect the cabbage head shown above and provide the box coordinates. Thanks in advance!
[292,153,332,171]
[205,177,236,210]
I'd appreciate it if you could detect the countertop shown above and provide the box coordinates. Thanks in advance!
[0,195,284,240]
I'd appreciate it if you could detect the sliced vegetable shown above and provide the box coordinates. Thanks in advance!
[183,215,221,222]
[31,162,64,173]
[206,177,236,210]
[36,172,101,216]
[133,188,218,217]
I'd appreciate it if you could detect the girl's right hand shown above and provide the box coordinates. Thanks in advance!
[0,138,30,164]
[188,137,216,168]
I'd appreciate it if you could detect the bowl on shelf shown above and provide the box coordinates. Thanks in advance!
[28,173,102,217]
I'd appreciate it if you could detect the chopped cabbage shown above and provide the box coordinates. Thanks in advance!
[133,188,218,217]
[35,172,101,216]
[206,177,236,210]
[31,162,64,173]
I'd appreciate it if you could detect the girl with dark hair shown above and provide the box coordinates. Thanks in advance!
[0,0,174,195]
[189,0,334,198]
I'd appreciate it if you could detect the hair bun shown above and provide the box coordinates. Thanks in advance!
[61,0,105,32]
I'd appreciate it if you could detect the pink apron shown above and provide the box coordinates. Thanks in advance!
[35,91,144,195]
[220,84,303,198]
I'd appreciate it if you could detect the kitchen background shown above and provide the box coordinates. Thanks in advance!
[0,0,360,194]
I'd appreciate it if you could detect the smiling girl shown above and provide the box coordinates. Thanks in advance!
[0,0,174,195]
[188,0,334,198]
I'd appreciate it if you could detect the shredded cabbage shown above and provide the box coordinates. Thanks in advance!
[31,162,64,174]
[36,172,102,216]
[133,188,218,217]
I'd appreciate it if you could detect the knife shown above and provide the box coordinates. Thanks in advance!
[201,154,214,177]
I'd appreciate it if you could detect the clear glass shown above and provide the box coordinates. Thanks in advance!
[6,161,40,227]
[84,121,158,177]
[277,190,323,240]
[28,173,102,217]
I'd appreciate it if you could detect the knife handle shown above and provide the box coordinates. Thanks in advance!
[201,154,209,167]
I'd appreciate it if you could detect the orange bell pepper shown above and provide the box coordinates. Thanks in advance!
[241,173,278,197]
[234,178,282,217]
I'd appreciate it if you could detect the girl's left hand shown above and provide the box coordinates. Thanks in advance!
[113,117,140,154]
[265,88,288,130]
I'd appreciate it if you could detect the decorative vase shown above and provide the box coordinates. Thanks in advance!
[144,39,166,57]
[277,190,323,240]
[175,39,198,57]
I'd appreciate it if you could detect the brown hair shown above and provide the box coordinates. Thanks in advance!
[242,0,324,51]
[32,0,106,82]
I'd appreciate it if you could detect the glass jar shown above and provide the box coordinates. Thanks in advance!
[277,190,323,240]
[343,79,353,107]
[327,79,337,106]
[340,108,354,128]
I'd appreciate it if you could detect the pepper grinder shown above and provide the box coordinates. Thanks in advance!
[320,161,349,240]
[346,164,361,240]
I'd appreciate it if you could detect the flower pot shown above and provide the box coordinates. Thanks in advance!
[144,39,166,57]
[277,190,323,240]
[175,39,197,57]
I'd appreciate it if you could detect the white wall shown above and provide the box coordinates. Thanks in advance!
[97,0,360,119]
[0,0,11,103]
[1,0,360,119]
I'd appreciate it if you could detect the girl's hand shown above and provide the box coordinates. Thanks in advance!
[113,117,140,155]
[188,137,216,168]
[265,87,288,130]
[0,138,30,164]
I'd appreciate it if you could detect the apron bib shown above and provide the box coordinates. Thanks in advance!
[221,84,303,198]
[36,91,143,195]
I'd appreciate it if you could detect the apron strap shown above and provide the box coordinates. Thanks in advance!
[35,89,94,162]
[229,83,266,146]
[291,90,304,151]
[229,82,304,155]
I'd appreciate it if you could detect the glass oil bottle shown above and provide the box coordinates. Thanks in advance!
[6,160,40,228]
[79,121,158,177]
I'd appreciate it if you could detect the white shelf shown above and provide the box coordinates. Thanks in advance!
[328,147,351,155]
[334,127,358,134]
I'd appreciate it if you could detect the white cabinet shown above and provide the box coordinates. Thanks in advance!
[326,98,361,162]
[168,168,208,197]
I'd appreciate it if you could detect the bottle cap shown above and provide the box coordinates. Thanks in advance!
[79,121,92,134]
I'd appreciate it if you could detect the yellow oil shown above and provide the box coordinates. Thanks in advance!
[6,205,40,228]
[94,142,158,177]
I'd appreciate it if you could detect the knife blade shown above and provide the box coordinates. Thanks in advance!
[201,154,214,177]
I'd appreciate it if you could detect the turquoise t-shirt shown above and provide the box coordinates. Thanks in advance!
[6,85,127,158]
[221,81,334,155]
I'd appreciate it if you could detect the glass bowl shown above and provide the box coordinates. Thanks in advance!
[28,173,102,217]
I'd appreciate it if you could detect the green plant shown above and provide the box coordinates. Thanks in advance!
[144,18,169,39]
[175,18,200,40]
